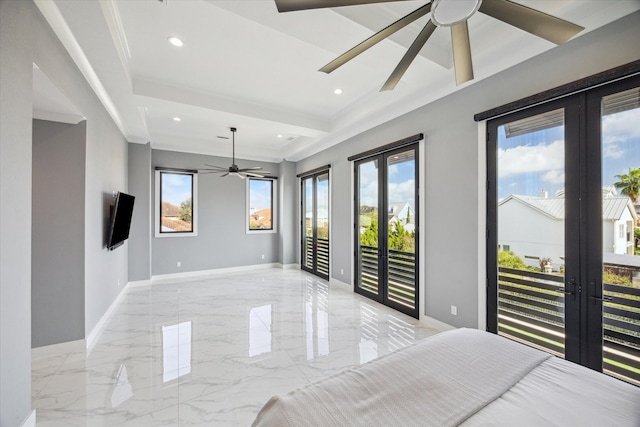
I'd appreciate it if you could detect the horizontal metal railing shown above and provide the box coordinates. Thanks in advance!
[359,245,416,309]
[498,267,640,386]
[304,237,329,277]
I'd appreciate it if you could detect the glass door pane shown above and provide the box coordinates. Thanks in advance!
[495,108,567,358]
[386,149,417,312]
[600,86,640,386]
[302,177,313,271]
[357,159,380,297]
[316,173,329,277]
[301,172,330,280]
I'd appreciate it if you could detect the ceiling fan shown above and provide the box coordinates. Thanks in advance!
[199,127,270,179]
[274,0,584,89]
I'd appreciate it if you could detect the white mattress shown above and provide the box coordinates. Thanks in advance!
[252,328,640,427]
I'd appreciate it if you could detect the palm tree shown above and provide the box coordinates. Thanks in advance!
[614,167,640,203]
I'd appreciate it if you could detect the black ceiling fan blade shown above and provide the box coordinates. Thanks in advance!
[381,19,436,91]
[320,3,432,74]
[220,172,230,177]
[275,0,411,13]
[479,0,584,45]
[451,21,473,85]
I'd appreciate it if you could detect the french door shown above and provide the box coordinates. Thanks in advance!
[487,76,640,385]
[354,144,419,318]
[301,170,329,280]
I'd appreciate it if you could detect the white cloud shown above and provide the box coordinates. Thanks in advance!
[602,109,640,158]
[388,179,415,205]
[603,143,624,159]
[498,139,564,178]
[541,169,565,185]
[603,109,640,139]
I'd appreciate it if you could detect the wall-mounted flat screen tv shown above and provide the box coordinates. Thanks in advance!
[108,192,135,250]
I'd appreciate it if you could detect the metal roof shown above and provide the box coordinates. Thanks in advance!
[500,195,635,221]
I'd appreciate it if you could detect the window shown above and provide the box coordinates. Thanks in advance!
[155,170,197,237]
[247,178,276,233]
[619,223,625,239]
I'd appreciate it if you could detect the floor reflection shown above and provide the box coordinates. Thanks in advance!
[360,303,380,364]
[250,304,272,357]
[110,363,133,408]
[162,321,192,382]
[306,277,330,360]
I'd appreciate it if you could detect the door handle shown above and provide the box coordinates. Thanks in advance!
[557,277,580,296]
[590,295,613,303]
[587,281,613,303]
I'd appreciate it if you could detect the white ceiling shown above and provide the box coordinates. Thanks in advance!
[34,0,640,162]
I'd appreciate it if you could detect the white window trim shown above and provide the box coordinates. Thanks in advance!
[246,177,277,234]
[155,170,198,238]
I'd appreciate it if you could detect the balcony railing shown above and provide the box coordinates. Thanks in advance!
[498,267,640,386]
[304,237,329,277]
[359,245,416,310]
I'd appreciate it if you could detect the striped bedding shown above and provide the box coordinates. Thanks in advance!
[252,328,640,427]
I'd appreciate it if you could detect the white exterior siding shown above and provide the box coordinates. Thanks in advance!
[610,208,635,255]
[500,196,637,268]
[498,198,564,269]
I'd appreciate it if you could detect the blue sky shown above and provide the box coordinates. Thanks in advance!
[249,179,272,211]
[359,154,416,209]
[497,108,640,200]
[161,173,192,206]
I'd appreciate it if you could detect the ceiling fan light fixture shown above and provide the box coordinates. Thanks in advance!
[431,0,482,27]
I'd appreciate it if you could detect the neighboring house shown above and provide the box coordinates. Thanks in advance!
[388,202,415,233]
[498,192,637,270]
[357,203,415,234]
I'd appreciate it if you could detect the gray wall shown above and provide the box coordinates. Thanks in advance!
[0,1,34,424]
[151,150,281,275]
[128,143,152,281]
[278,160,297,266]
[296,11,640,329]
[32,119,86,348]
[0,2,129,425]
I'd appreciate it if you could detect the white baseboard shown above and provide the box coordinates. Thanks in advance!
[420,315,455,332]
[279,263,300,270]
[32,339,85,359]
[329,277,352,290]
[151,263,280,284]
[20,409,36,427]
[86,281,131,353]
[127,279,152,288]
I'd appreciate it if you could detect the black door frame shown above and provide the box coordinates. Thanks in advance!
[300,168,330,280]
[487,74,640,370]
[354,143,419,319]
[487,97,581,363]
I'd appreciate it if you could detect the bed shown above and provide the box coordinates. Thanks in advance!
[252,328,640,426]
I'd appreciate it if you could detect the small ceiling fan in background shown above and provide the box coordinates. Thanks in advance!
[199,127,270,178]
[274,0,584,89]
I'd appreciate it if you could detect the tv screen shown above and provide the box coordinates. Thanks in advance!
[108,192,135,250]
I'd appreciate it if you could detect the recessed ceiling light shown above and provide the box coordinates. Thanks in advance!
[277,134,283,138]
[172,117,181,122]
[168,36,183,47]
[334,88,343,95]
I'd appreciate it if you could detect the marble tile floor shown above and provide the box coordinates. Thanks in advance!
[32,268,443,426]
